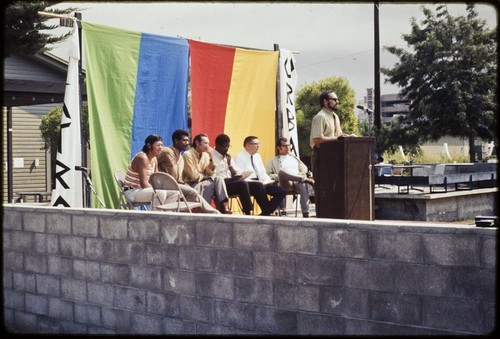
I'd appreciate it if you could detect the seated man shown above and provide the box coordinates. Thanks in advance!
[212,133,255,215]
[234,136,286,216]
[157,129,220,214]
[266,137,314,218]
[183,133,231,214]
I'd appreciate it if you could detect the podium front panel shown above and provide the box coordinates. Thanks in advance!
[317,137,374,220]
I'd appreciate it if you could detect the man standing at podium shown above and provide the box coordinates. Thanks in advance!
[309,90,354,215]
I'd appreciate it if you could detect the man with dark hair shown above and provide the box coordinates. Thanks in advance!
[183,133,231,214]
[233,136,286,216]
[157,130,220,214]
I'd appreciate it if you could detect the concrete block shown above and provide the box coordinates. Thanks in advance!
[3,270,12,289]
[38,314,63,333]
[180,295,215,323]
[24,212,45,232]
[48,255,73,277]
[196,222,232,248]
[4,289,25,310]
[46,234,59,254]
[115,286,146,312]
[215,300,256,330]
[11,230,34,252]
[25,293,48,315]
[179,246,216,271]
[451,267,496,301]
[112,241,146,264]
[13,272,36,292]
[369,231,422,263]
[216,249,253,276]
[59,320,87,333]
[276,225,318,254]
[320,286,370,319]
[128,219,160,242]
[101,307,132,331]
[196,323,235,334]
[163,317,197,334]
[130,265,161,291]
[422,297,483,333]
[46,212,72,234]
[36,274,60,296]
[61,278,87,302]
[275,282,319,312]
[2,209,22,230]
[88,282,114,306]
[131,314,163,334]
[234,277,273,306]
[161,223,195,245]
[255,306,297,334]
[196,273,234,300]
[146,243,178,267]
[74,259,101,282]
[297,313,344,335]
[60,235,85,258]
[100,216,128,239]
[345,260,395,292]
[3,250,23,271]
[163,268,196,294]
[234,223,272,251]
[254,252,296,281]
[422,234,481,267]
[14,311,38,332]
[482,236,496,268]
[147,291,179,316]
[319,228,368,259]
[75,303,101,325]
[296,255,344,285]
[48,297,74,321]
[85,238,113,261]
[24,253,47,274]
[397,264,453,297]
[101,263,130,285]
[72,214,98,237]
[369,290,422,325]
[34,233,47,253]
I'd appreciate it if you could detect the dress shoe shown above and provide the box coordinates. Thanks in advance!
[302,212,309,218]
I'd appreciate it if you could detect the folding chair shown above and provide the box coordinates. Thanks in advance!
[114,170,149,210]
[149,172,202,212]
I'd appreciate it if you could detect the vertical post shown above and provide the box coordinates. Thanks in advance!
[75,12,89,207]
[274,43,282,141]
[374,2,381,130]
[7,107,13,203]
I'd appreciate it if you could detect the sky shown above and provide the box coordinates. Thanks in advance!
[49,1,497,104]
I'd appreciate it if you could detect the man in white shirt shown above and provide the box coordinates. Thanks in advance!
[266,137,314,217]
[233,136,286,216]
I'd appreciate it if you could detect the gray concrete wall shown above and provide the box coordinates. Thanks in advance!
[3,204,496,335]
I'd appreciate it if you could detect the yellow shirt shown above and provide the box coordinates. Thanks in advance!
[309,108,343,148]
[182,147,215,183]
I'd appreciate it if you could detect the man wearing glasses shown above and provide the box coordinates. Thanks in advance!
[309,90,354,214]
[266,137,314,217]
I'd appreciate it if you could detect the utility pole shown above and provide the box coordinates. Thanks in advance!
[374,2,381,130]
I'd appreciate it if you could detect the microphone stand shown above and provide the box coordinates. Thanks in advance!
[75,167,106,208]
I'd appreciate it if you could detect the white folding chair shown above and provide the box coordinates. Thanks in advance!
[114,170,149,210]
[149,172,202,212]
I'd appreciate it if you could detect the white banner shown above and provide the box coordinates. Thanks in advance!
[278,49,299,157]
[51,24,83,207]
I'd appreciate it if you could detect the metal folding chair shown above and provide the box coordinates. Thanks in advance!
[114,170,149,210]
[149,172,202,212]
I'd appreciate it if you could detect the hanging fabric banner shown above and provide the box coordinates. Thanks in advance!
[82,22,190,208]
[278,49,299,158]
[189,40,279,163]
[51,23,83,208]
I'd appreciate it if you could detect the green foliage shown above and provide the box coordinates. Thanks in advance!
[295,77,360,157]
[4,1,79,57]
[381,4,497,162]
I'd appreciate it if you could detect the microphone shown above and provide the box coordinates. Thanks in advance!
[356,105,373,115]
[75,166,88,172]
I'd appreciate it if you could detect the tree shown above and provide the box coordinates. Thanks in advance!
[4,1,78,57]
[296,77,360,161]
[382,4,497,162]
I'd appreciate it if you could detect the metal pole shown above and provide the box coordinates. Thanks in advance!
[374,2,381,130]
[274,43,282,141]
[7,107,13,203]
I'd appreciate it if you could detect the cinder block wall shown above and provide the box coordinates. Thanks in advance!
[3,205,496,335]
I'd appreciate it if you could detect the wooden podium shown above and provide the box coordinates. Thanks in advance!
[316,137,375,220]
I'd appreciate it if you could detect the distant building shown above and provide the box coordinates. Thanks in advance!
[380,93,409,125]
